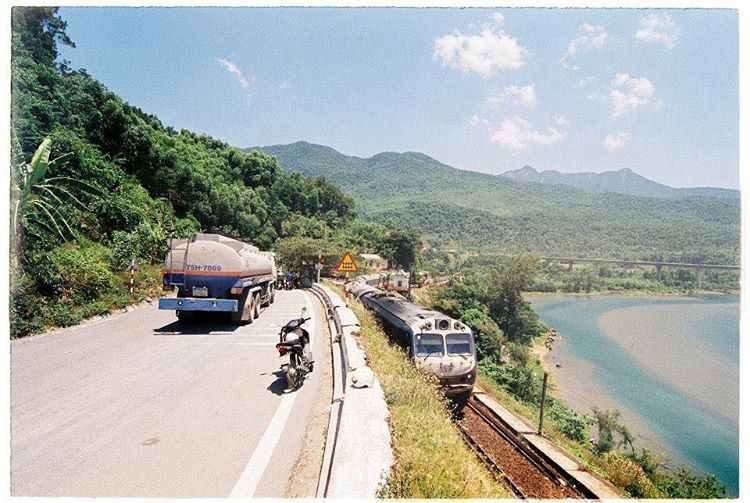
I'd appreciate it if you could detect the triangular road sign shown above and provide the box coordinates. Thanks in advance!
[336,251,359,273]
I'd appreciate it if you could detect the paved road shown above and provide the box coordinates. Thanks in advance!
[11,290,329,497]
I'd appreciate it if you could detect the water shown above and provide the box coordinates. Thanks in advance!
[526,294,739,495]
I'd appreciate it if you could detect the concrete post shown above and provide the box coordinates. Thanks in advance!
[568,260,574,272]
[593,262,601,277]
[655,264,662,282]
[696,267,704,290]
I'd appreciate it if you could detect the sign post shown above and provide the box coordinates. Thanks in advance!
[128,256,140,295]
[336,251,359,298]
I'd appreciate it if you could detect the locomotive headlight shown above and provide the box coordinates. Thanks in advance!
[454,322,462,329]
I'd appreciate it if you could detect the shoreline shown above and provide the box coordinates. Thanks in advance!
[530,328,698,474]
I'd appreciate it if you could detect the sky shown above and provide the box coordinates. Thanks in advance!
[57,6,740,189]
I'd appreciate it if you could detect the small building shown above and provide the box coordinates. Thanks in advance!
[358,253,388,271]
[391,270,410,291]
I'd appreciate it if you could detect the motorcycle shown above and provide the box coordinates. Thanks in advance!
[275,307,314,391]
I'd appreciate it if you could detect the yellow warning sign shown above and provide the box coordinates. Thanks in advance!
[336,251,359,273]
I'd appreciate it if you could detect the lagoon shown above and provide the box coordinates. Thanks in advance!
[526,294,739,495]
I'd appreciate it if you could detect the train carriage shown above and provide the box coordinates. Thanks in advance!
[348,281,476,403]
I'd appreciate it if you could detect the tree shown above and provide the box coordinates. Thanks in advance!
[591,407,635,455]
[11,137,92,263]
[460,308,505,361]
[485,254,543,343]
[381,222,420,270]
[274,236,340,280]
[11,7,74,67]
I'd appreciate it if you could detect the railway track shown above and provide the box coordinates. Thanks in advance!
[458,398,588,499]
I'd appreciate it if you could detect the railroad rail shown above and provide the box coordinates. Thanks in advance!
[458,398,590,499]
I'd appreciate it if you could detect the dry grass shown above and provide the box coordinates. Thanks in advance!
[339,290,513,498]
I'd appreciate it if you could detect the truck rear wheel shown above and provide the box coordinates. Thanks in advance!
[253,293,261,319]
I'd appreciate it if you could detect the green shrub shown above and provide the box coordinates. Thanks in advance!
[545,398,589,443]
[47,302,83,327]
[10,273,46,337]
[80,301,110,318]
[29,240,115,300]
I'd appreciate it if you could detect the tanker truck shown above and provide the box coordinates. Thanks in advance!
[158,233,277,323]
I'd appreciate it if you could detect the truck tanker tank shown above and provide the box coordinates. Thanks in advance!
[160,233,277,323]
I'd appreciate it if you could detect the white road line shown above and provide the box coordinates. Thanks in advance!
[229,293,316,497]
[229,392,297,498]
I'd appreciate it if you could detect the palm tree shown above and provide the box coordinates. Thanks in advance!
[11,137,88,263]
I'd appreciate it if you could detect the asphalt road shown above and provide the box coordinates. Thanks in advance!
[11,289,329,497]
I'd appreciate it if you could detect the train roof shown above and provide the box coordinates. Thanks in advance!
[359,287,455,327]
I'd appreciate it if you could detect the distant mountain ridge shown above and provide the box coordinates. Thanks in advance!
[249,141,739,263]
[502,166,739,199]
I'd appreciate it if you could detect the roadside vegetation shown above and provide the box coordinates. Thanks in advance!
[414,256,728,498]
[9,7,419,338]
[341,292,512,498]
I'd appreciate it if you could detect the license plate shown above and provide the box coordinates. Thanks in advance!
[192,286,208,297]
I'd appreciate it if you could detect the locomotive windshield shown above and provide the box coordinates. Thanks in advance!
[446,333,472,355]
[415,334,444,356]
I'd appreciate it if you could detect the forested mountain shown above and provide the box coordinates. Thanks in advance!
[502,166,739,199]
[254,142,740,264]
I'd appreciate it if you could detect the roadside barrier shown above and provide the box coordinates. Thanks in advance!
[310,283,393,498]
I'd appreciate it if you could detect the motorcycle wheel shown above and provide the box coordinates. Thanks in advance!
[284,364,297,391]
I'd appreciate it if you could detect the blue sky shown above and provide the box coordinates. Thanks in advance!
[58,7,739,189]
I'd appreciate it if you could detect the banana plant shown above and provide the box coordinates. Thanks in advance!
[11,137,88,263]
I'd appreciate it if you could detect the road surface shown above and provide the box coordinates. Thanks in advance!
[11,290,329,497]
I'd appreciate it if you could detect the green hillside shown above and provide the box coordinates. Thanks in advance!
[254,142,740,263]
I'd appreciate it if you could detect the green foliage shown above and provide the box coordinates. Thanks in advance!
[591,407,635,455]
[545,398,589,443]
[660,468,727,498]
[28,240,115,300]
[460,309,505,361]
[273,236,342,280]
[479,357,542,404]
[485,255,545,343]
[434,276,486,318]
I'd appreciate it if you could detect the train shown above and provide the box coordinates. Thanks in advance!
[159,233,277,323]
[347,279,477,403]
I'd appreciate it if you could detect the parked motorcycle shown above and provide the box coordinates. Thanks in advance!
[276,307,314,391]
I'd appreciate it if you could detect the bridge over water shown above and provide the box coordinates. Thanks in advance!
[542,257,740,290]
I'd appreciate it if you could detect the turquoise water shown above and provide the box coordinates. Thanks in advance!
[527,294,739,495]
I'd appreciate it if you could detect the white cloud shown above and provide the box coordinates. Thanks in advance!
[492,12,504,24]
[218,58,251,88]
[609,73,655,118]
[576,76,594,88]
[603,132,630,149]
[278,80,291,89]
[488,84,537,109]
[636,13,680,49]
[468,115,481,127]
[554,115,570,126]
[433,15,531,77]
[490,116,565,151]
[560,23,607,70]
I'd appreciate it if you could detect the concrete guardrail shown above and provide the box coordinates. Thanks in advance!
[310,283,393,497]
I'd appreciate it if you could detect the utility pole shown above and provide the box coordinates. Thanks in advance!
[538,372,549,435]
[317,251,322,283]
